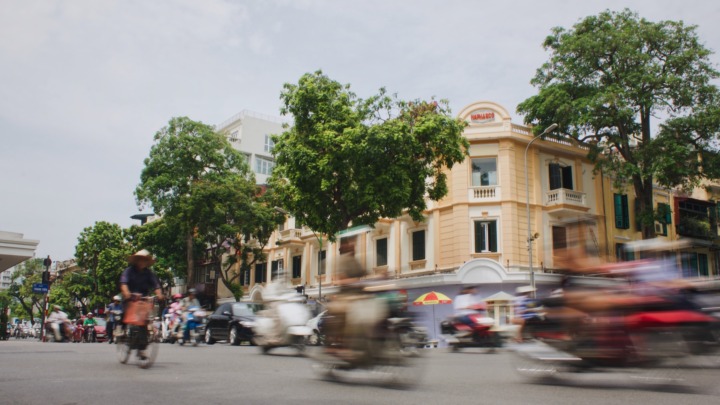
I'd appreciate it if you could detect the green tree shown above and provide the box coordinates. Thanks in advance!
[188,175,281,301]
[517,9,720,238]
[125,219,185,287]
[6,259,44,322]
[269,71,468,240]
[74,221,129,309]
[135,117,250,285]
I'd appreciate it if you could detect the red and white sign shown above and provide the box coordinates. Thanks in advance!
[469,109,496,124]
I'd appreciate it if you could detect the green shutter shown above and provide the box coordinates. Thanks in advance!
[614,194,629,229]
[474,222,484,253]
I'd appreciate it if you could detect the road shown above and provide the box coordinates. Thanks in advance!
[0,339,718,405]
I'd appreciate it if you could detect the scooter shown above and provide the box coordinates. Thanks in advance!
[311,294,423,388]
[253,297,313,354]
[45,320,72,342]
[178,306,206,346]
[512,281,720,385]
[440,303,503,352]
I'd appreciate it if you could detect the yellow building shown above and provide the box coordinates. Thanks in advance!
[214,100,719,338]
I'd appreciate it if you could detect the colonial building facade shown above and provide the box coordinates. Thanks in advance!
[212,101,719,338]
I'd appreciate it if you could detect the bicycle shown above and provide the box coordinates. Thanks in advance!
[116,296,159,369]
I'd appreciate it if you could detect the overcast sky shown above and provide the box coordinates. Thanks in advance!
[2,0,720,261]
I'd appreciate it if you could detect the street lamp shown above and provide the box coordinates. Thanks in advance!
[524,123,558,295]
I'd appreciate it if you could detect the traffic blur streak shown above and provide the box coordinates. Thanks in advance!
[310,279,426,388]
[513,240,720,387]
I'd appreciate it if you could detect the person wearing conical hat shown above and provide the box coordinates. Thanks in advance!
[119,249,164,301]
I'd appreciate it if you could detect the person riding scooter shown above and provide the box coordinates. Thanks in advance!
[46,305,71,342]
[83,312,98,342]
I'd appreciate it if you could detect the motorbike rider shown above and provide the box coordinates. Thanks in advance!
[83,312,98,341]
[453,285,483,330]
[323,236,382,362]
[180,288,200,310]
[180,288,201,342]
[512,285,536,342]
[119,249,164,359]
[46,305,70,342]
[106,295,123,344]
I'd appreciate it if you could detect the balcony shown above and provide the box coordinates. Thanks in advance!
[277,228,304,245]
[676,198,717,241]
[677,216,716,240]
[545,189,588,214]
[468,185,501,202]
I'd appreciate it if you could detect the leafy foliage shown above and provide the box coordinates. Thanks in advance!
[269,71,469,240]
[6,258,44,322]
[135,116,253,284]
[517,9,720,237]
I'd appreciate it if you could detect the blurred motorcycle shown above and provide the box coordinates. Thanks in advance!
[312,293,424,388]
[440,303,503,352]
[253,296,313,354]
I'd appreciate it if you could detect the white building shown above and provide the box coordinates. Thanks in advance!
[215,110,287,185]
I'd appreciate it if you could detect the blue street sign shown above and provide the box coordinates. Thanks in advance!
[32,283,49,293]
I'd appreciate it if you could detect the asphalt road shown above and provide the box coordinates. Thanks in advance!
[1,339,718,405]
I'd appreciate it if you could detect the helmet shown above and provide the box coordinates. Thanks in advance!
[87,313,94,318]
[188,288,196,295]
[113,295,122,301]
[172,293,183,300]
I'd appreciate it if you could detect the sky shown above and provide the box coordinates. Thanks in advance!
[2,0,720,261]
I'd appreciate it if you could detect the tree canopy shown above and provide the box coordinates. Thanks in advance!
[135,117,253,284]
[517,9,720,238]
[269,71,469,240]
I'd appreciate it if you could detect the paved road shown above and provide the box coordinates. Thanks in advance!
[0,339,718,405]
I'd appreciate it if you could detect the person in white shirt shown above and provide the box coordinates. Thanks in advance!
[46,305,70,341]
[454,286,481,327]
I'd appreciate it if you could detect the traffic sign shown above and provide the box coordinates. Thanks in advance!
[32,283,49,294]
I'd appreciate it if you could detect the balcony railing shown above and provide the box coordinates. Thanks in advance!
[468,185,501,202]
[279,229,302,240]
[546,189,587,207]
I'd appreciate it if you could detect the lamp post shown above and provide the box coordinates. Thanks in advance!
[524,123,558,295]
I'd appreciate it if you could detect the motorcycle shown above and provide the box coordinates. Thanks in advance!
[71,323,84,343]
[512,275,720,385]
[45,320,72,342]
[311,293,424,388]
[84,324,96,343]
[305,310,327,346]
[253,296,313,354]
[178,306,206,346]
[440,303,503,352]
[109,309,124,343]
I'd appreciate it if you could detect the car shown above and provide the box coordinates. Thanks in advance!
[204,302,262,346]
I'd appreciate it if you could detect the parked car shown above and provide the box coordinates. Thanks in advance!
[204,302,262,346]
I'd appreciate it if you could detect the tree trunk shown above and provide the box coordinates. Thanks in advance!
[186,232,195,288]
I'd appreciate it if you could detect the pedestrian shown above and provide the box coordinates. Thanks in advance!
[106,295,123,344]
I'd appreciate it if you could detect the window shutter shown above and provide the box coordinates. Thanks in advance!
[412,230,426,261]
[474,222,484,253]
[549,164,561,190]
[614,194,629,229]
[488,221,498,252]
[562,166,573,190]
